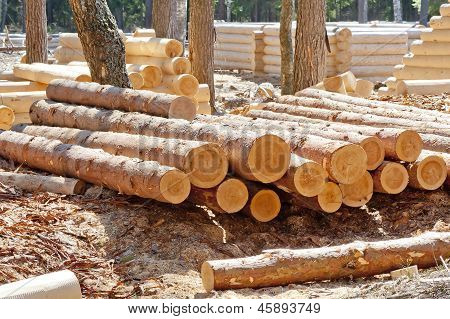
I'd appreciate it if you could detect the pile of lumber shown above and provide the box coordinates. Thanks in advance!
[261,24,352,77]
[386,2,450,95]
[313,71,375,98]
[213,24,266,72]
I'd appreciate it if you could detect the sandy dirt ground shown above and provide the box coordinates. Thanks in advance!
[0,53,449,298]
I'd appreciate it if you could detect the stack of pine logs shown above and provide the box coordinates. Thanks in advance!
[213,24,266,72]
[261,24,352,77]
[388,2,450,95]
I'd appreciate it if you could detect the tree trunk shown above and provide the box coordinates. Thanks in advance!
[358,0,368,24]
[280,0,294,95]
[393,0,403,23]
[217,0,226,20]
[201,232,450,291]
[25,0,48,64]
[168,0,187,45]
[13,124,229,189]
[152,0,172,38]
[45,80,197,120]
[420,0,429,26]
[29,101,291,184]
[145,0,153,28]
[293,0,326,91]
[20,0,25,33]
[0,0,7,32]
[113,2,124,30]
[68,0,130,88]
[189,0,215,111]
[0,131,191,204]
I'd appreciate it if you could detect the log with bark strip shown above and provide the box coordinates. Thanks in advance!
[0,130,191,204]
[201,232,450,291]
[29,100,291,184]
[12,124,228,189]
[243,108,420,164]
[45,80,197,121]
[193,114,368,184]
[0,171,86,195]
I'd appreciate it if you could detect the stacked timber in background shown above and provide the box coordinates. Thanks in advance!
[213,24,266,72]
[389,2,450,95]
[261,24,352,77]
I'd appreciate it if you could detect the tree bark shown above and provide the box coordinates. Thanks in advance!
[168,0,187,45]
[189,0,215,111]
[0,131,191,204]
[393,0,403,23]
[280,0,294,95]
[68,0,130,88]
[145,0,153,28]
[13,124,228,189]
[293,0,326,91]
[201,232,450,291]
[25,0,48,64]
[152,0,172,38]
[217,0,226,20]
[358,0,368,24]
[420,0,429,26]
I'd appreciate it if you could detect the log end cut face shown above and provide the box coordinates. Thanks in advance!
[294,161,327,197]
[329,144,368,184]
[168,96,197,121]
[142,66,163,88]
[339,171,373,208]
[173,57,192,74]
[129,72,145,89]
[177,74,199,97]
[165,40,184,58]
[247,135,291,183]
[360,137,385,171]
[159,170,191,204]
[185,144,229,188]
[250,189,281,222]
[0,106,15,125]
[216,178,249,213]
[415,155,447,190]
[201,262,215,292]
[396,130,423,162]
[317,182,343,213]
[75,74,92,83]
[380,162,409,194]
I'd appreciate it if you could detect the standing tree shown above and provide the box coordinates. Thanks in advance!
[393,0,403,22]
[358,0,368,24]
[152,0,171,38]
[25,0,48,64]
[189,0,215,111]
[293,0,326,92]
[168,0,187,44]
[145,0,153,28]
[280,0,294,95]
[0,0,7,32]
[217,0,227,20]
[420,0,429,26]
[69,0,130,87]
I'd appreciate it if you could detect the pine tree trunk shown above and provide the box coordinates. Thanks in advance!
[145,0,153,28]
[20,0,25,33]
[420,0,429,26]
[168,0,187,45]
[217,0,226,20]
[152,0,172,38]
[25,0,48,64]
[68,0,131,88]
[393,0,403,23]
[0,0,7,32]
[358,0,368,23]
[293,0,326,91]
[280,0,294,95]
[189,0,215,111]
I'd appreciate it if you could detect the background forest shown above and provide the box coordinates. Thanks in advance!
[0,0,447,33]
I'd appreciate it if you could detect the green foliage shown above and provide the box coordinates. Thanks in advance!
[412,0,447,16]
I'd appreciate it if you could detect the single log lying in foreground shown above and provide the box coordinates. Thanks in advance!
[274,154,327,197]
[371,161,409,194]
[194,114,368,184]
[0,130,191,204]
[0,91,47,113]
[339,171,373,207]
[0,81,47,94]
[0,105,14,125]
[296,88,450,124]
[125,37,183,58]
[242,181,281,222]
[407,151,447,191]
[30,101,291,184]
[0,171,86,195]
[13,63,91,84]
[13,124,228,189]
[45,80,197,121]
[246,108,422,163]
[188,178,249,214]
[201,231,450,291]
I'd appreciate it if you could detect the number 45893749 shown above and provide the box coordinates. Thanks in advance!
[257,302,321,314]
